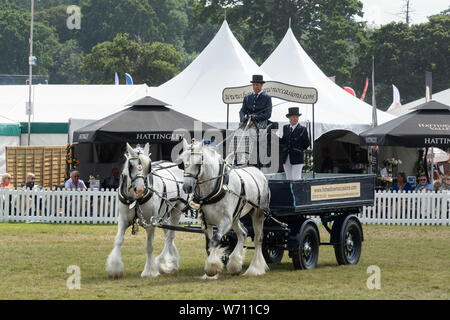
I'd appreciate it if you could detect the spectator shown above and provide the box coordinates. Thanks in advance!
[103,168,120,190]
[392,172,413,192]
[22,172,39,190]
[65,171,87,190]
[415,175,433,192]
[441,175,450,191]
[1,173,14,190]
[433,180,444,192]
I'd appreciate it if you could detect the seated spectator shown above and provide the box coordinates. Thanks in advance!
[22,172,40,190]
[103,167,120,190]
[441,175,450,191]
[392,172,413,192]
[65,171,87,190]
[1,173,14,190]
[433,180,444,192]
[415,175,433,192]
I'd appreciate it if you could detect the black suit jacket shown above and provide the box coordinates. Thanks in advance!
[280,124,310,165]
[239,91,272,122]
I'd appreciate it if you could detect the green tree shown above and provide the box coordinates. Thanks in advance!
[79,0,161,52]
[0,7,60,76]
[81,33,184,85]
[352,14,449,109]
[49,39,85,83]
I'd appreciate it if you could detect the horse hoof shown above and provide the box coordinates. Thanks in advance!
[141,270,159,278]
[201,273,219,280]
[108,272,123,279]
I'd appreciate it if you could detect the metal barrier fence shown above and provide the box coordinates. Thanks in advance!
[1,189,449,226]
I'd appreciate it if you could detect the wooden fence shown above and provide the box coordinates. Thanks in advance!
[361,190,450,226]
[6,146,66,188]
[0,189,449,226]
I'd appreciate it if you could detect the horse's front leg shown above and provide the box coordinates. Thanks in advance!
[141,226,160,277]
[203,218,232,279]
[106,216,129,279]
[156,209,181,274]
[227,219,247,275]
[244,209,269,276]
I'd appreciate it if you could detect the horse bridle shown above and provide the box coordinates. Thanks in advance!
[125,152,151,190]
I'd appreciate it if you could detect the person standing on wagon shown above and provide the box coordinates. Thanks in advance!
[239,74,272,129]
[280,107,310,180]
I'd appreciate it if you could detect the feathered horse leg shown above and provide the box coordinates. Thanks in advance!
[244,209,269,276]
[141,225,160,277]
[106,215,129,279]
[227,219,247,275]
[203,221,231,279]
[155,210,181,274]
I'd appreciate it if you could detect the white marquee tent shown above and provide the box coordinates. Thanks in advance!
[0,84,150,144]
[260,27,396,140]
[150,20,271,128]
[0,84,150,173]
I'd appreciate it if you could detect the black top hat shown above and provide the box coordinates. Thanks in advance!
[251,74,265,84]
[286,107,301,117]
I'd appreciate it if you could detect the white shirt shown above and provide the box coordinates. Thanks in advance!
[290,123,299,131]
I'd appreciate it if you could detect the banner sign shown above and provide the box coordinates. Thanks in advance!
[311,182,361,201]
[222,81,318,105]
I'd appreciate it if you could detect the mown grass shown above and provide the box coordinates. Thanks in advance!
[0,222,448,300]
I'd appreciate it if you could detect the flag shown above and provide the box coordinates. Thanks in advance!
[370,56,378,175]
[392,84,401,107]
[344,87,356,96]
[425,71,432,101]
[371,56,377,127]
[125,73,133,85]
[114,72,119,85]
[360,77,369,101]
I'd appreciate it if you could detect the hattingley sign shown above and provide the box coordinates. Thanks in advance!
[223,81,318,104]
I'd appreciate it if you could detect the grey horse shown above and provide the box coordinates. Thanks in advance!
[106,143,187,278]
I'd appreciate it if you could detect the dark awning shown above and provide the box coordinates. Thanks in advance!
[73,104,222,144]
[359,100,450,148]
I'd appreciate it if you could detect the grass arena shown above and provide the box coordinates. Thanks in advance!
[0,222,448,300]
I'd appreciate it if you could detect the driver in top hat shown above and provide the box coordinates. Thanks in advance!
[239,74,272,128]
[280,107,311,180]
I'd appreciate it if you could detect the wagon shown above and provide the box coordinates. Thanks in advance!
[215,172,376,270]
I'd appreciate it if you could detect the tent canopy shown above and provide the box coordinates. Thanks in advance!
[359,100,450,148]
[73,99,221,144]
[150,20,270,126]
[0,84,150,123]
[260,28,396,139]
[387,88,450,116]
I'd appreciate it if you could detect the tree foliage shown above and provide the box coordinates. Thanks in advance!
[352,14,449,109]
[81,33,183,85]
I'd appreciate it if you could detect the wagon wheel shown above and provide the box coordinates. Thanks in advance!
[333,218,362,265]
[291,223,319,270]
[262,231,284,263]
[205,232,237,265]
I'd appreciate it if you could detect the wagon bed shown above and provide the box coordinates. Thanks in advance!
[265,172,376,215]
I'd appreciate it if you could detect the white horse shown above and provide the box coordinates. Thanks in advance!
[180,139,270,278]
[106,143,187,278]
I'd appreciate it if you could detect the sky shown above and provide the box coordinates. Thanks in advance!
[358,0,449,26]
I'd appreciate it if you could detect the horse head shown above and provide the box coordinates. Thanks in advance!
[121,142,151,199]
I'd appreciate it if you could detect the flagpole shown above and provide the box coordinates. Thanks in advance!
[27,0,35,146]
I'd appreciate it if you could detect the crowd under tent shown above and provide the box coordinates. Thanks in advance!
[72,96,225,184]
